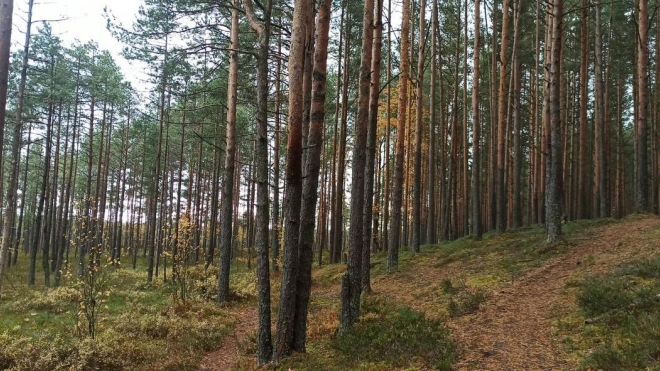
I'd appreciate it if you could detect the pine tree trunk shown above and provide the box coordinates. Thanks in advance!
[546,0,563,242]
[274,0,313,359]
[496,0,511,233]
[272,26,282,272]
[292,0,331,350]
[511,0,522,228]
[217,0,239,302]
[0,0,30,295]
[636,0,649,212]
[340,0,374,333]
[31,94,54,286]
[244,0,274,361]
[362,0,383,292]
[412,0,426,252]
[471,0,482,239]
[147,33,169,283]
[427,0,439,244]
[388,0,410,272]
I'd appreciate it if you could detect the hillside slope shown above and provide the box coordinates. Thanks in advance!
[202,215,660,370]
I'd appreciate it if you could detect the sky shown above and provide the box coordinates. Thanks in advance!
[12,0,144,89]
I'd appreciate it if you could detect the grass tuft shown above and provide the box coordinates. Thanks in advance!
[573,259,660,370]
[334,298,455,370]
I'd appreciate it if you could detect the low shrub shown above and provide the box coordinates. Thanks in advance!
[576,276,635,318]
[576,269,660,370]
[448,288,488,317]
[334,299,455,370]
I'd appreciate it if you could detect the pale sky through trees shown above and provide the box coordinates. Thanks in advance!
[12,0,143,88]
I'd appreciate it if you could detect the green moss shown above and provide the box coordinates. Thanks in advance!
[573,259,660,370]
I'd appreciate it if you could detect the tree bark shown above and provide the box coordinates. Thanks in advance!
[636,0,649,212]
[388,0,410,272]
[546,0,563,242]
[412,0,426,252]
[471,0,482,239]
[217,0,239,303]
[244,0,274,362]
[511,0,522,228]
[496,0,511,233]
[0,0,30,296]
[292,0,331,350]
[340,0,374,333]
[577,0,589,219]
[362,0,384,293]
[274,0,313,359]
[427,0,438,244]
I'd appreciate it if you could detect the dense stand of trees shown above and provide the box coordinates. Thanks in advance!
[1,0,659,362]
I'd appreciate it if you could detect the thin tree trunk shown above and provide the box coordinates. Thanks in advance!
[217,0,239,302]
[362,0,384,292]
[340,0,373,333]
[471,0,482,239]
[577,0,589,219]
[546,0,563,242]
[31,93,54,286]
[388,0,410,272]
[636,0,649,212]
[0,0,31,295]
[427,0,438,243]
[272,27,282,272]
[244,0,274,361]
[147,32,169,283]
[496,0,511,233]
[511,0,522,228]
[412,0,426,252]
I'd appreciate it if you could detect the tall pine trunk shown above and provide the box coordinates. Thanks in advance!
[388,0,410,272]
[412,0,426,252]
[217,0,239,302]
[471,0,482,239]
[274,0,313,359]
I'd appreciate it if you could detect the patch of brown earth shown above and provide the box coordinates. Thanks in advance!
[450,216,660,370]
[198,305,258,371]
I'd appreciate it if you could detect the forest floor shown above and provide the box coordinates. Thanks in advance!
[199,214,660,371]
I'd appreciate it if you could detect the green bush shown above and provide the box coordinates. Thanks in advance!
[576,276,635,317]
[618,257,660,278]
[4,286,81,314]
[0,300,230,371]
[334,300,455,370]
[576,271,660,370]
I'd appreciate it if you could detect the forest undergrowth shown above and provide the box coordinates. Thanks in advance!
[1,215,659,370]
[227,214,660,370]
[0,258,257,370]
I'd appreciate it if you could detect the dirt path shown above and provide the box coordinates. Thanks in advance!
[196,216,660,370]
[197,305,258,371]
[450,216,660,370]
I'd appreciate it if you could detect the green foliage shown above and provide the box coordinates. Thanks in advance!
[574,259,660,370]
[3,286,80,314]
[0,314,228,371]
[576,276,636,318]
[0,254,234,371]
[334,298,455,370]
[617,256,660,278]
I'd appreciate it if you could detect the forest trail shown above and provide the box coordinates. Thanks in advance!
[449,216,660,370]
[198,303,258,371]
[198,216,660,370]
